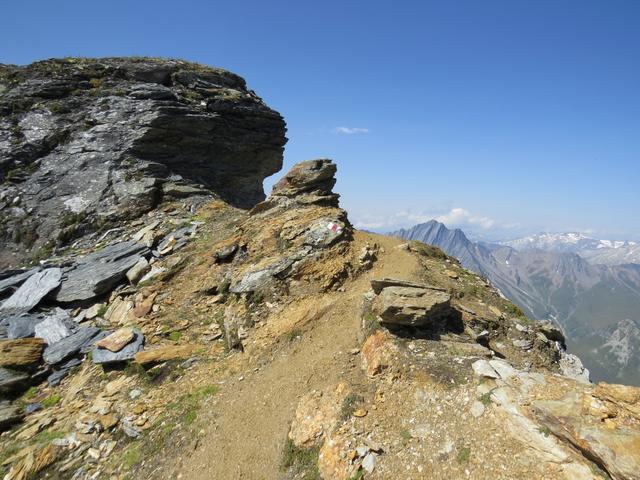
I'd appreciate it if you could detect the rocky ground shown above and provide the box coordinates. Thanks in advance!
[0,58,638,480]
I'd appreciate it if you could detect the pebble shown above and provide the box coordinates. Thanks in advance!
[129,389,143,400]
[470,400,485,418]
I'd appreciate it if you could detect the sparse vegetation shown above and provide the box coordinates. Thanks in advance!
[340,393,364,421]
[538,426,552,437]
[168,331,182,342]
[122,442,142,469]
[479,391,493,406]
[281,438,321,480]
[285,328,302,342]
[400,429,413,446]
[42,394,61,408]
[456,446,471,464]
[410,240,448,259]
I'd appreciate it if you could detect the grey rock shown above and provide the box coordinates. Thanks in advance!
[214,244,238,263]
[0,367,29,395]
[92,329,144,364]
[138,266,166,284]
[126,257,150,284]
[0,268,62,313]
[33,308,75,344]
[24,402,42,414]
[538,321,565,344]
[302,219,346,248]
[512,338,534,351]
[559,350,591,384]
[157,225,197,255]
[373,286,452,327]
[230,269,273,294]
[121,417,142,438]
[47,357,82,386]
[362,452,376,474]
[0,268,40,295]
[0,400,23,431]
[471,360,500,379]
[0,58,286,268]
[6,313,45,339]
[42,326,101,364]
[270,159,339,206]
[370,277,447,295]
[54,241,148,303]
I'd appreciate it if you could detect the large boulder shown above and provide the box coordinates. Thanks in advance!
[372,281,452,327]
[270,159,339,206]
[0,57,287,268]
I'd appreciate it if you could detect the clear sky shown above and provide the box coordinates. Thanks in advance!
[2,1,639,240]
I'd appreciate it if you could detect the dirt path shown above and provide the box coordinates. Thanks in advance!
[174,232,419,479]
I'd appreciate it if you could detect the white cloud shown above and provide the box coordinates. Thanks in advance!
[351,207,497,232]
[435,208,495,229]
[334,126,369,135]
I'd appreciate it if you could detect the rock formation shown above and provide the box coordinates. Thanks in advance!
[0,57,286,267]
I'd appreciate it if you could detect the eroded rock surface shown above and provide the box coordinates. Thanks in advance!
[0,57,287,267]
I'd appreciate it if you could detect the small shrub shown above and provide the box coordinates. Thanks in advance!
[340,393,364,421]
[281,438,321,479]
[168,331,182,342]
[456,446,471,464]
[538,426,552,437]
[42,394,61,408]
[478,391,493,406]
[285,328,302,342]
[122,442,142,469]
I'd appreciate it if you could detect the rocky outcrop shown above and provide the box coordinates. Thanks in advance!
[0,57,287,267]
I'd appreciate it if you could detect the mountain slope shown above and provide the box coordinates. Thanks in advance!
[393,221,640,385]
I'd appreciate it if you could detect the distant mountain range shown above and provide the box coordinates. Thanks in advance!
[392,221,640,385]
[500,232,640,266]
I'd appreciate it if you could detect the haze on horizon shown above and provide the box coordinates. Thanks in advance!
[3,0,638,240]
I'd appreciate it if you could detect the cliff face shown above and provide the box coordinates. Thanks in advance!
[0,57,286,267]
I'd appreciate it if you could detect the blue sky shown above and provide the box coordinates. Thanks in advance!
[3,1,639,240]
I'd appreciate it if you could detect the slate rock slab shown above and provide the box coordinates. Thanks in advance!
[54,242,149,303]
[33,309,75,345]
[92,329,144,364]
[0,400,23,431]
[0,338,45,367]
[0,268,62,314]
[6,313,45,339]
[43,327,101,364]
[0,268,41,296]
[47,357,83,386]
[0,368,30,396]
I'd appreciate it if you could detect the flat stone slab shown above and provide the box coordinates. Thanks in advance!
[43,327,101,364]
[373,286,452,327]
[0,268,40,296]
[34,309,75,345]
[0,338,45,367]
[370,278,447,295]
[134,344,201,365]
[0,400,23,431]
[54,242,149,303]
[92,329,144,364]
[0,268,62,314]
[6,313,45,339]
[0,367,30,395]
[94,327,135,352]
